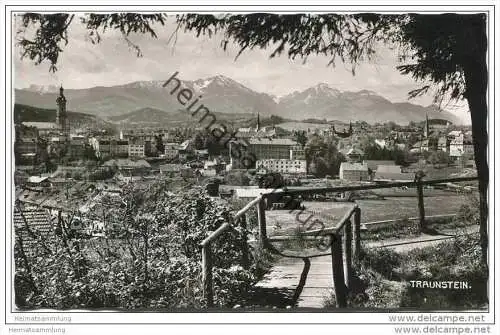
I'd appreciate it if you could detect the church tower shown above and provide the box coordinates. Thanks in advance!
[423,113,430,138]
[256,112,261,132]
[56,85,69,141]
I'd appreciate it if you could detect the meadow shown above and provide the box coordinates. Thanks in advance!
[265,191,474,237]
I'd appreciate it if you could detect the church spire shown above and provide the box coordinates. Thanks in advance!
[56,84,68,141]
[424,113,429,138]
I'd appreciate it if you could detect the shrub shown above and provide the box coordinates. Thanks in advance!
[358,247,401,280]
[399,233,487,309]
[14,183,258,309]
[456,194,480,226]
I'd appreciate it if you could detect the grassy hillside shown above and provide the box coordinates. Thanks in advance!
[108,106,256,128]
[14,103,116,133]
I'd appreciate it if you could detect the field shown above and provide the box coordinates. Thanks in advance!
[265,192,475,237]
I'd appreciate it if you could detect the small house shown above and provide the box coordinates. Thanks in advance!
[339,162,369,181]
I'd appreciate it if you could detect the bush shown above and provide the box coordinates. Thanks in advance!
[224,171,250,186]
[456,194,480,226]
[358,247,401,280]
[14,183,257,309]
[399,233,487,309]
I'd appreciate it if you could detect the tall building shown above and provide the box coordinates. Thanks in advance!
[248,138,298,160]
[56,85,69,141]
[229,138,301,169]
[21,85,70,141]
[424,113,430,138]
[256,159,307,175]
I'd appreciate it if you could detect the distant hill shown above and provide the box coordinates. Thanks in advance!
[15,76,464,125]
[108,106,254,128]
[14,103,115,131]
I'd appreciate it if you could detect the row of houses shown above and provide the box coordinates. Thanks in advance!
[339,160,413,182]
[88,137,202,160]
[410,130,474,158]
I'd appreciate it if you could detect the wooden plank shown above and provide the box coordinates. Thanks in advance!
[343,221,353,290]
[234,196,261,221]
[416,176,426,231]
[202,244,213,307]
[296,296,327,308]
[353,207,361,261]
[330,234,347,308]
[200,222,231,246]
[240,214,249,269]
[301,204,357,236]
[257,197,267,245]
[299,287,333,297]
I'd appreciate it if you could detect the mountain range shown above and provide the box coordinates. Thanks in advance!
[15,75,463,125]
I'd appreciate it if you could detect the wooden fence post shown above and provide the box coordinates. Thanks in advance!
[202,243,213,307]
[415,173,426,231]
[330,233,347,308]
[353,207,361,261]
[343,221,353,290]
[257,197,267,246]
[240,213,249,269]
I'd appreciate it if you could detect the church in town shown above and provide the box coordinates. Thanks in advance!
[15,85,73,163]
[21,85,70,142]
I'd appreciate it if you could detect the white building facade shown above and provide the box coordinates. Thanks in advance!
[256,159,307,174]
[128,143,145,157]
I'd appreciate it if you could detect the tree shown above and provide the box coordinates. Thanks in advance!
[294,130,308,147]
[83,144,98,161]
[305,135,345,177]
[428,150,451,167]
[224,170,250,186]
[193,132,205,150]
[154,135,165,154]
[16,12,489,265]
[258,172,284,189]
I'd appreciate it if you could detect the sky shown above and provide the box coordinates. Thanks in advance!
[12,14,471,124]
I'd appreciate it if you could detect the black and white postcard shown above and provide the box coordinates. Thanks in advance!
[2,2,497,334]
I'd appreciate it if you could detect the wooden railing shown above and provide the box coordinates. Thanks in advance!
[200,196,262,307]
[199,175,477,307]
[266,204,361,307]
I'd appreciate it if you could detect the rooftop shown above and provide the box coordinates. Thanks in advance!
[363,160,395,170]
[340,162,369,171]
[376,165,402,174]
[22,122,58,129]
[345,147,365,156]
[102,159,151,169]
[27,176,49,184]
